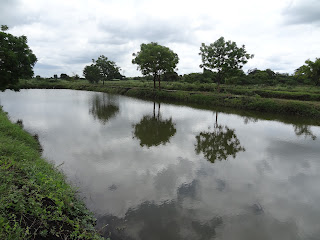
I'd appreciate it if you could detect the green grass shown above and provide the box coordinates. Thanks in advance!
[0,107,104,239]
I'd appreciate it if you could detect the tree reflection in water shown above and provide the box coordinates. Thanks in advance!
[96,200,222,240]
[293,124,317,140]
[89,94,119,124]
[133,102,176,147]
[195,112,245,163]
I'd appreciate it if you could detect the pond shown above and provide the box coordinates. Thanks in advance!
[1,89,320,240]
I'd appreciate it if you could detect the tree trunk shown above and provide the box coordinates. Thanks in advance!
[153,74,156,89]
[153,102,156,118]
[216,72,222,93]
[158,75,161,90]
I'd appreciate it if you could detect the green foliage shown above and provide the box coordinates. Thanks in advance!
[1,25,9,31]
[183,73,204,83]
[132,42,179,89]
[0,108,103,239]
[60,73,69,80]
[83,64,101,83]
[0,26,37,91]
[83,55,122,84]
[35,75,42,80]
[199,37,253,86]
[180,69,217,84]
[295,58,320,86]
[224,69,296,86]
[248,69,275,85]
[94,55,122,84]
[162,71,180,82]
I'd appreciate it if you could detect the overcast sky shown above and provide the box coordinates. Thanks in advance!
[1,0,320,78]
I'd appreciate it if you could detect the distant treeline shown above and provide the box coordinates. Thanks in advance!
[126,68,308,86]
[37,68,311,86]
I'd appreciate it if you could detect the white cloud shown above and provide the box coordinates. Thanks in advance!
[1,0,319,77]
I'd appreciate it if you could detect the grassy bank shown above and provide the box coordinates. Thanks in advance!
[17,79,320,124]
[0,107,103,239]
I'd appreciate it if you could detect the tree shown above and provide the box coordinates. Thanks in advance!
[132,42,179,89]
[199,37,253,90]
[1,25,9,31]
[83,64,101,83]
[162,71,180,82]
[94,55,121,85]
[83,55,122,84]
[0,25,37,90]
[60,73,69,80]
[295,58,320,86]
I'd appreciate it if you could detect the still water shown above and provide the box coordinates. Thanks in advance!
[1,89,320,240]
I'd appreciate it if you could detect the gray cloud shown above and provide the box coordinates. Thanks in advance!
[0,0,38,27]
[283,0,320,25]
[97,16,196,45]
[35,63,60,70]
[3,0,320,78]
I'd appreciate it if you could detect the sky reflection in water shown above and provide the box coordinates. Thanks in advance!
[1,89,320,240]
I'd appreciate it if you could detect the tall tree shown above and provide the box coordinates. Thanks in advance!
[0,25,37,90]
[94,55,121,85]
[83,64,101,83]
[132,42,179,89]
[199,37,253,91]
[83,55,122,84]
[295,58,320,86]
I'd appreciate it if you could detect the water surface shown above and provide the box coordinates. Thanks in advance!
[1,89,320,240]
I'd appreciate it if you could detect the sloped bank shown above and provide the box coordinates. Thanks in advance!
[0,107,104,239]
[19,81,320,124]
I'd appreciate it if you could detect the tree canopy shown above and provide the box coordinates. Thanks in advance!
[295,58,320,86]
[94,55,122,84]
[83,55,122,84]
[83,64,101,84]
[132,42,179,89]
[0,25,37,90]
[199,37,253,88]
